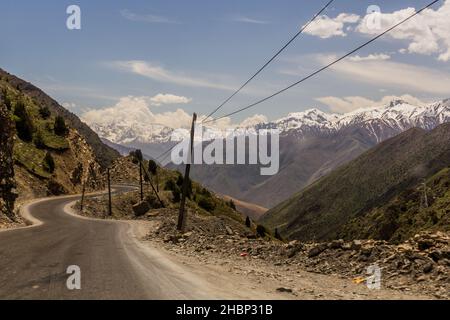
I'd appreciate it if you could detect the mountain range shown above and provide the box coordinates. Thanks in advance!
[87,98,450,209]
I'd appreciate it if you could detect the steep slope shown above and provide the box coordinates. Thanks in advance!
[0,95,16,219]
[0,70,110,209]
[261,123,450,241]
[0,68,119,168]
[340,167,450,242]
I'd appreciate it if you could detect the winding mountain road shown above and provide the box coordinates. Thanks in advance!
[0,187,429,301]
[0,186,228,299]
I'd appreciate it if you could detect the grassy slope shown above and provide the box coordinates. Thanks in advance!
[0,68,119,167]
[261,124,450,241]
[1,80,70,179]
[1,76,106,199]
[341,167,450,242]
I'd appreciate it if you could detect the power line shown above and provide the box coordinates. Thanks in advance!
[155,145,175,162]
[154,0,335,162]
[202,0,335,123]
[204,0,441,124]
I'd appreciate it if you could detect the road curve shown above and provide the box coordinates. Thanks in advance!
[0,186,222,300]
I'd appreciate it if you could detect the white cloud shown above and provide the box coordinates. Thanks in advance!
[82,96,269,134]
[231,15,269,24]
[120,9,178,24]
[348,53,391,62]
[316,54,450,95]
[316,94,428,113]
[304,1,450,61]
[238,114,268,127]
[82,96,193,130]
[355,1,450,61]
[305,13,360,39]
[149,94,191,106]
[109,60,234,91]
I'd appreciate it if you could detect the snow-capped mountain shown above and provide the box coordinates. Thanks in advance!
[83,97,450,209]
[87,122,179,144]
[85,98,450,146]
[257,99,450,142]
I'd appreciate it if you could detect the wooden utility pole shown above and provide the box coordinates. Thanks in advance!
[156,171,159,193]
[107,168,112,216]
[177,113,197,232]
[139,162,144,201]
[80,180,86,212]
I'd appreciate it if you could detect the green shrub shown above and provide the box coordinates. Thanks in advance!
[34,130,46,149]
[2,89,12,110]
[172,190,181,202]
[274,228,282,240]
[14,102,34,142]
[176,174,192,199]
[43,152,55,173]
[256,224,266,237]
[39,106,51,119]
[165,179,181,202]
[228,199,236,210]
[148,159,158,175]
[54,116,68,136]
[197,195,216,212]
[164,179,178,192]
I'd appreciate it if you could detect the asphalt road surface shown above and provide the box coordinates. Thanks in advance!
[0,186,217,300]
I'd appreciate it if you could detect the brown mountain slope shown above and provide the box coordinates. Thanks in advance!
[0,68,119,168]
[0,95,16,219]
[261,123,450,241]
[181,130,376,209]
[0,71,109,211]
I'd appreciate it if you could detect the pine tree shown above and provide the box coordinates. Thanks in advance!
[148,159,159,191]
[54,115,68,136]
[134,149,143,162]
[13,101,34,142]
[245,216,251,228]
[43,152,55,173]
[148,159,158,175]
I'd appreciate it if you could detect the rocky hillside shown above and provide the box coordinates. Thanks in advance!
[0,68,119,168]
[0,69,117,220]
[78,154,243,225]
[261,123,450,242]
[0,95,16,220]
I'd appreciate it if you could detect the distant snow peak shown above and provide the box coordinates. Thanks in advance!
[387,99,408,108]
[87,98,450,145]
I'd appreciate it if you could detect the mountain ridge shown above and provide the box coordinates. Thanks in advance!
[260,122,450,241]
[87,98,450,146]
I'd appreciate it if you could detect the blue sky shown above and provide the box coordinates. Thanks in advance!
[1,0,449,127]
